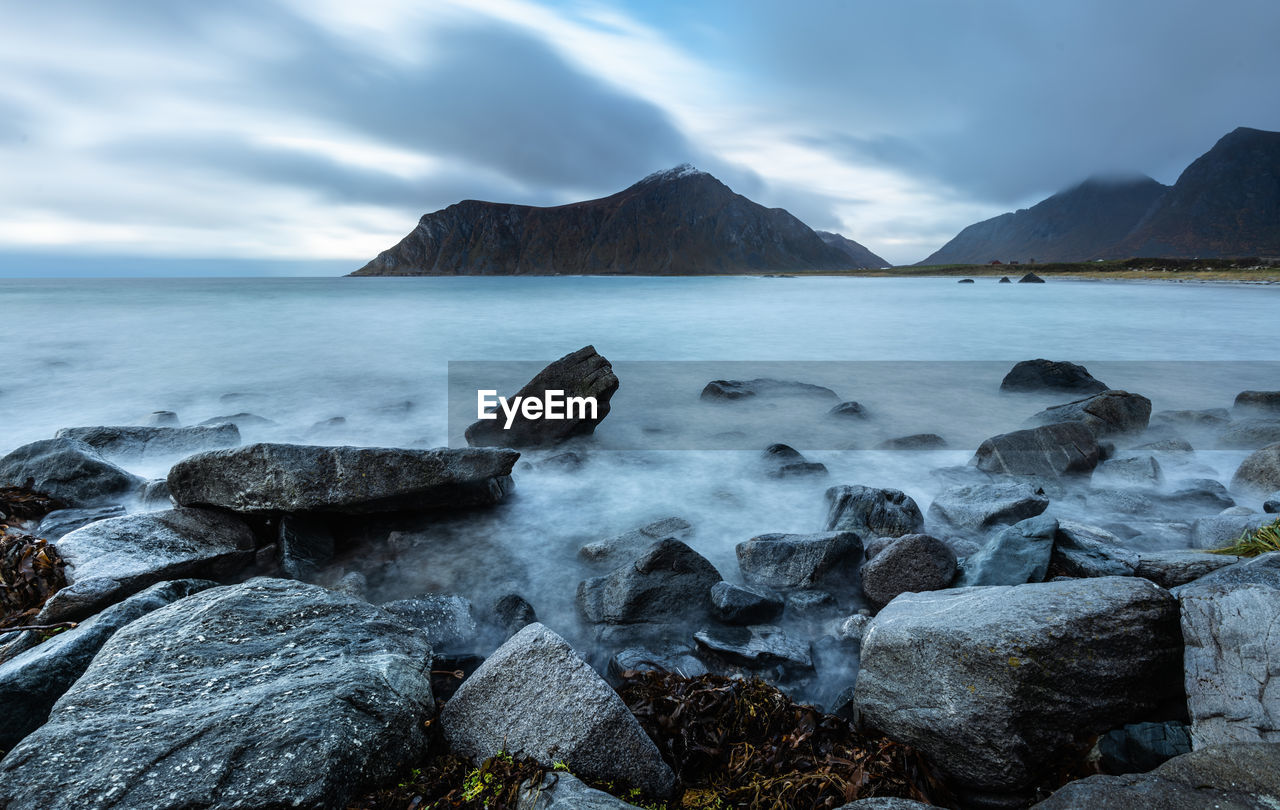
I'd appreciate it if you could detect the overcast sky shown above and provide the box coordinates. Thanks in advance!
[2,0,1278,272]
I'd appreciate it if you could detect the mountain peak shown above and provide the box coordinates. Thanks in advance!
[637,164,709,185]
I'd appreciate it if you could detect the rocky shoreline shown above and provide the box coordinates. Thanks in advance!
[0,350,1278,808]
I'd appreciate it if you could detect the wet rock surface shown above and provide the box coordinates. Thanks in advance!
[0,438,144,507]
[824,485,924,538]
[736,531,862,591]
[859,533,956,605]
[926,482,1049,534]
[578,537,720,625]
[972,421,1101,477]
[1000,359,1108,394]
[1027,389,1153,437]
[54,423,240,459]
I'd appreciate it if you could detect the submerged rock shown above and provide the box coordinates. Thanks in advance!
[1027,390,1153,437]
[465,345,619,448]
[442,623,675,797]
[0,438,144,507]
[1220,419,1280,450]
[824,485,924,538]
[736,531,862,591]
[1017,272,1045,283]
[874,433,947,450]
[972,421,1100,477]
[578,537,720,625]
[578,516,693,566]
[760,443,828,479]
[54,423,240,459]
[0,579,437,810]
[700,378,838,401]
[168,442,518,514]
[1000,359,1108,394]
[827,400,867,419]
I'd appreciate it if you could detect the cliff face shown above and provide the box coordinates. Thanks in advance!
[815,230,888,269]
[352,166,865,276]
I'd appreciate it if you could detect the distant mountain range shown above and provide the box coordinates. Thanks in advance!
[923,126,1280,264]
[352,165,886,276]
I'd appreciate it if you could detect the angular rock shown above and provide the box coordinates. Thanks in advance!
[1234,390,1280,415]
[860,534,956,606]
[694,624,812,670]
[493,592,538,637]
[1232,443,1280,497]
[0,579,436,810]
[1018,272,1045,283]
[382,594,478,652]
[54,424,240,460]
[465,346,619,448]
[578,516,693,565]
[972,421,1100,477]
[824,485,924,538]
[1028,390,1152,437]
[519,773,644,810]
[606,646,708,682]
[784,589,839,619]
[578,538,720,625]
[1000,359,1108,394]
[700,378,838,401]
[1051,521,1139,578]
[827,400,867,419]
[1035,742,1280,809]
[709,581,784,625]
[0,438,144,507]
[39,507,255,622]
[442,623,675,797]
[0,579,215,751]
[277,514,335,582]
[1190,513,1275,549]
[874,433,947,451]
[955,514,1059,587]
[1093,454,1163,487]
[1162,478,1236,513]
[1136,550,1243,588]
[168,442,518,514]
[736,531,862,591]
[1172,552,1280,593]
[854,577,1182,796]
[926,482,1049,534]
[1096,721,1192,775]
[760,443,827,478]
[34,505,126,541]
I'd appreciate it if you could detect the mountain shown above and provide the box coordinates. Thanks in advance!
[351,165,867,276]
[920,175,1168,265]
[815,230,888,268]
[1116,127,1280,258]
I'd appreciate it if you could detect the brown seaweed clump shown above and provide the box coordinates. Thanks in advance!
[0,532,67,631]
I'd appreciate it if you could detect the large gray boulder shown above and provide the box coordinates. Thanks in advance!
[0,579,436,810]
[859,534,956,606]
[441,623,675,797]
[38,507,255,623]
[1135,550,1243,588]
[0,579,215,751]
[736,531,862,591]
[0,438,144,507]
[972,422,1101,477]
[1051,520,1139,578]
[1232,443,1280,497]
[577,538,720,625]
[855,577,1182,797]
[926,482,1049,534]
[1027,389,1152,437]
[954,514,1058,587]
[825,485,924,538]
[466,345,619,448]
[1000,359,1108,394]
[1033,742,1280,809]
[54,424,240,459]
[168,442,518,514]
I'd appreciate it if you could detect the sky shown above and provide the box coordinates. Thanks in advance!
[1,0,1278,273]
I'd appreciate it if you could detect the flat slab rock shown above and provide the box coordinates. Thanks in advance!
[0,578,437,810]
[167,442,518,514]
[54,424,240,459]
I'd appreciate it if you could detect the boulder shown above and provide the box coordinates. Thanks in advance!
[998,276,1012,283]
[578,538,720,625]
[926,482,1049,534]
[1220,419,1280,450]
[1171,552,1280,593]
[736,531,862,591]
[824,485,924,538]
[54,424,240,460]
[1135,550,1242,588]
[954,514,1058,587]
[276,514,334,581]
[0,438,144,507]
[38,507,255,623]
[999,359,1108,394]
[1027,390,1152,437]
[854,577,1182,796]
[1093,455,1163,487]
[1232,443,1280,496]
[1234,390,1280,415]
[1034,742,1280,809]
[828,401,868,419]
[859,534,956,606]
[382,594,478,652]
[441,623,675,797]
[519,773,644,810]
[0,579,215,751]
[693,624,812,670]
[709,581,784,625]
[972,421,1101,477]
[578,516,693,566]
[0,579,436,810]
[958,278,974,283]
[1017,272,1045,283]
[1161,479,1236,513]
[760,443,828,479]
[785,589,839,619]
[168,443,518,514]
[492,592,539,637]
[465,346,619,448]
[34,505,126,541]
[1190,513,1274,549]
[700,378,838,401]
[1267,492,1280,513]
[1051,521,1140,578]
[874,434,947,451]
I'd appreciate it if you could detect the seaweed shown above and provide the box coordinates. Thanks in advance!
[0,532,67,631]
[1211,518,1280,557]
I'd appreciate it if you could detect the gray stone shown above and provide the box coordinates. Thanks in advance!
[1051,521,1140,578]
[700,378,838,401]
[519,773,644,810]
[860,533,956,606]
[760,444,828,478]
[1000,359,1108,394]
[39,507,255,622]
[836,800,935,809]
[710,581,783,625]
[955,514,1058,587]
[1034,742,1280,809]
[382,594,478,652]
[1172,552,1280,593]
[694,624,812,670]
[1093,454,1163,487]
[1190,513,1274,549]
[1162,478,1235,513]
[578,538,720,625]
[972,422,1101,477]
[0,579,215,751]
[1096,721,1192,775]
[466,346,619,448]
[34,505,126,541]
[54,424,240,460]
[197,412,277,429]
[875,434,947,451]
[824,485,924,538]
[0,438,144,507]
[828,400,867,419]
[168,442,518,514]
[736,531,862,591]
[139,478,172,509]
[1027,389,1153,437]
[442,623,675,797]
[1232,443,1280,496]
[854,577,1182,795]
[926,482,1049,534]
[1018,272,1045,283]
[0,578,436,810]
[606,646,708,681]
[829,613,872,643]
[1135,550,1242,588]
[1234,390,1280,415]
[145,411,180,426]
[1266,492,1280,513]
[578,517,693,565]
[785,589,838,619]
[1152,407,1232,429]
[1220,419,1280,450]
[493,592,539,637]
[277,514,335,581]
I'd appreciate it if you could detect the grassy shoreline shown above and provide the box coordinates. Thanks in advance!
[795,257,1280,282]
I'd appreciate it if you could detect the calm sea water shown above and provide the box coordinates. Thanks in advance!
[3,276,1278,647]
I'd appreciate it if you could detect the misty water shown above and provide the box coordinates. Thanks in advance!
[4,275,1279,691]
